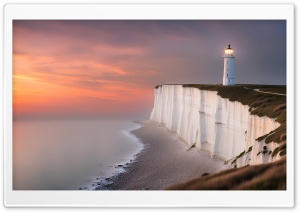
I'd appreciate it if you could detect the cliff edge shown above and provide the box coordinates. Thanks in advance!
[150,84,286,190]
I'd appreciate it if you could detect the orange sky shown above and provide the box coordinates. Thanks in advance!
[13,51,154,119]
[13,20,286,119]
[13,21,157,119]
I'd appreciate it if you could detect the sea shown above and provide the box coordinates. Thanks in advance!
[13,119,144,190]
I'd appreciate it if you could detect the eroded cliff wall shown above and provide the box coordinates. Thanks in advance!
[150,85,281,167]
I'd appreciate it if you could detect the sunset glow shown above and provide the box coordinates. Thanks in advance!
[13,20,286,119]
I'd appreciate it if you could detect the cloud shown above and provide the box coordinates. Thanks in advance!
[13,20,286,119]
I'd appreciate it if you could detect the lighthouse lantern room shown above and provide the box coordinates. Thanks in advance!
[223,45,235,86]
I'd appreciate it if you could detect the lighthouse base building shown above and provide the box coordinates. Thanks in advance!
[223,45,236,86]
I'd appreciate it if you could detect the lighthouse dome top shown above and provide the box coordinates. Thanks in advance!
[225,44,234,55]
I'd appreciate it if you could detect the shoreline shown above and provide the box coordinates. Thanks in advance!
[86,122,144,190]
[98,120,226,190]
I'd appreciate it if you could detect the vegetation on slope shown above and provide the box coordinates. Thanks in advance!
[155,84,286,156]
[181,84,286,156]
[258,86,286,95]
[154,84,287,190]
[166,156,286,190]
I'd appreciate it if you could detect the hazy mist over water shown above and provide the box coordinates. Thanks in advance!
[13,119,142,190]
[12,20,287,190]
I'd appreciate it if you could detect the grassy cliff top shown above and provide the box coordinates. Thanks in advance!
[155,84,286,94]
[155,84,287,190]
[181,84,286,123]
[155,84,286,155]
[155,84,286,123]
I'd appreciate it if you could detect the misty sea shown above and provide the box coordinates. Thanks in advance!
[13,119,144,190]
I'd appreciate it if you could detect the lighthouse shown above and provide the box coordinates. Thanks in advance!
[223,45,235,86]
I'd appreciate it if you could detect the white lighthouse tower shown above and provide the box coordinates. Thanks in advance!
[223,45,235,86]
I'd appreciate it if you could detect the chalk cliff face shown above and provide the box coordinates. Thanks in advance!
[150,85,281,167]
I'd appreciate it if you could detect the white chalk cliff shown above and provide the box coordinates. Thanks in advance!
[150,85,281,167]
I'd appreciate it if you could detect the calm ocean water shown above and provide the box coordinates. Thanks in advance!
[13,119,144,190]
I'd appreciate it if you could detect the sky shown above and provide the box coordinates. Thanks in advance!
[13,20,286,120]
